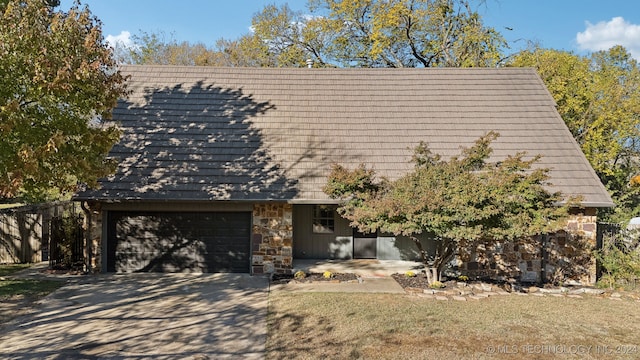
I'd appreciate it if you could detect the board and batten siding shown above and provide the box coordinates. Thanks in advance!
[377,234,434,261]
[293,205,352,259]
[292,204,432,261]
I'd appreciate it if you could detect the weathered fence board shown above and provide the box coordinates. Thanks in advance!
[0,202,80,264]
[0,211,42,263]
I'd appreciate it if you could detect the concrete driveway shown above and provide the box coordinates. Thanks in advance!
[0,273,269,359]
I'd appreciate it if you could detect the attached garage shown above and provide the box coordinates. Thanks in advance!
[75,66,615,280]
[106,211,251,273]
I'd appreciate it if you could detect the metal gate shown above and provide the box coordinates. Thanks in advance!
[49,212,84,269]
[595,222,622,279]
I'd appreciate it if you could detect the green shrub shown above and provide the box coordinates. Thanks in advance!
[594,229,640,289]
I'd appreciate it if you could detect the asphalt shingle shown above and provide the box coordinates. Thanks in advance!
[76,65,613,207]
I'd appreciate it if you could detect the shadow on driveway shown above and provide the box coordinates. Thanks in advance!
[0,273,269,359]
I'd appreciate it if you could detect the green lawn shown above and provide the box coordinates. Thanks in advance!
[0,278,65,299]
[0,264,65,326]
[0,264,64,298]
[267,291,640,359]
[0,263,31,277]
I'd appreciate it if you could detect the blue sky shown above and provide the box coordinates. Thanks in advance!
[59,0,640,59]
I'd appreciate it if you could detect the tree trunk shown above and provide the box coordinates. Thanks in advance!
[426,267,439,284]
[410,235,429,266]
[410,236,434,282]
[411,236,458,285]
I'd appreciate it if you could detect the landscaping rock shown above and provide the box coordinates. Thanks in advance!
[442,289,460,296]
[539,288,563,294]
[583,288,605,295]
[389,272,636,301]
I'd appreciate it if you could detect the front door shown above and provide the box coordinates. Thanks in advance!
[353,229,377,259]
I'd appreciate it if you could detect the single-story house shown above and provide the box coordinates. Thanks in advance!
[74,65,613,282]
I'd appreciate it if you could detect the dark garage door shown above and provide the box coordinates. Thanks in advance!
[106,211,251,273]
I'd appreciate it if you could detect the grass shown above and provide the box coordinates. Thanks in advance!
[0,264,65,326]
[0,264,64,298]
[0,278,65,299]
[266,292,640,359]
[0,263,31,277]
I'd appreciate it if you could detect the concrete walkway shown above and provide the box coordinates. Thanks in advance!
[267,259,424,294]
[1,271,269,359]
[271,276,406,293]
[293,259,424,277]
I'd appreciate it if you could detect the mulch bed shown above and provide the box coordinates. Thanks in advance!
[390,273,516,292]
[391,273,432,289]
[39,263,86,276]
[41,269,86,275]
[271,272,359,284]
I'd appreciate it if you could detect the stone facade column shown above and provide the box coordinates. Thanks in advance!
[82,202,102,273]
[545,208,598,284]
[251,203,293,275]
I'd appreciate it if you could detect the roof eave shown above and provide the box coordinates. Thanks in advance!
[554,200,615,208]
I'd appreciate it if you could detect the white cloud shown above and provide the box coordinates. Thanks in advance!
[105,30,133,49]
[576,17,640,59]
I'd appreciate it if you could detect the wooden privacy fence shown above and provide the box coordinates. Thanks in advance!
[0,202,82,264]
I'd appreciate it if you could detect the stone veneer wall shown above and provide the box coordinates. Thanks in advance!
[458,208,598,284]
[83,202,103,273]
[251,203,293,275]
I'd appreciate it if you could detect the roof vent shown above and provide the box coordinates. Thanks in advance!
[306,58,314,68]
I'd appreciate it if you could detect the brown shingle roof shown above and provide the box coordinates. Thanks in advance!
[76,65,613,207]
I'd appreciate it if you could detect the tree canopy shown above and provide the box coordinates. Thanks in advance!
[117,31,222,66]
[509,46,640,222]
[0,0,128,202]
[304,0,505,67]
[324,132,573,283]
[124,0,506,68]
